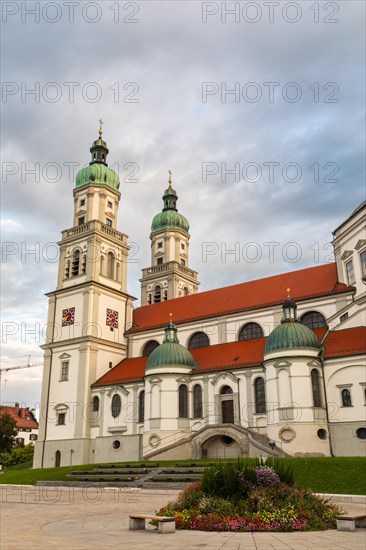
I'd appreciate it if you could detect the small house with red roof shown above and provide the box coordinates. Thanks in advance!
[0,403,39,446]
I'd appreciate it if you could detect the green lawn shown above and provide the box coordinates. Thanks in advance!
[0,457,365,495]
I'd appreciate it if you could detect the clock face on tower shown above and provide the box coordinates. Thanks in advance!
[106,308,119,328]
[62,307,75,326]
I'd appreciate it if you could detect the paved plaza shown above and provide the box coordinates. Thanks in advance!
[1,485,365,550]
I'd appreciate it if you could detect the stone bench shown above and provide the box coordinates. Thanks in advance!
[336,514,366,532]
[129,514,175,534]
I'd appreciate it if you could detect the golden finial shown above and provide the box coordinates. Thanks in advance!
[168,169,172,185]
[98,118,104,138]
[287,288,291,298]
[169,312,173,319]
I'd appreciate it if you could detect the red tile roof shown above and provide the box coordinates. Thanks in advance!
[131,263,353,333]
[0,406,39,430]
[321,326,366,358]
[92,326,365,388]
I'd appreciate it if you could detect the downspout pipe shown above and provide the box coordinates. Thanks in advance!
[319,328,334,457]
[41,292,57,468]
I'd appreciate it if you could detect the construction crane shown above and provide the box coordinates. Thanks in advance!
[0,356,43,381]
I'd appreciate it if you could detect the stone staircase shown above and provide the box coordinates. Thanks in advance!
[38,463,216,489]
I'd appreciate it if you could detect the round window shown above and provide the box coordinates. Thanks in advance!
[112,440,121,450]
[279,427,296,443]
[149,435,161,448]
[356,428,366,440]
[317,429,327,440]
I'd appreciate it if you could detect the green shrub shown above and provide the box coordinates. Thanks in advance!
[0,444,34,467]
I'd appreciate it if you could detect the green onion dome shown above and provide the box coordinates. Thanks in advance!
[75,162,120,190]
[146,320,197,370]
[75,131,120,190]
[151,210,189,234]
[151,173,190,234]
[264,291,321,354]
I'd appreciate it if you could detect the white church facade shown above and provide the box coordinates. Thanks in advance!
[33,130,366,468]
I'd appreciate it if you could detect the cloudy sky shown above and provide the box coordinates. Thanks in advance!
[1,0,365,410]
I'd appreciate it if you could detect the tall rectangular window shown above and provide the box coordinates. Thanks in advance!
[106,218,112,227]
[57,413,66,425]
[60,361,69,381]
[345,259,355,284]
[360,249,366,278]
[78,217,85,226]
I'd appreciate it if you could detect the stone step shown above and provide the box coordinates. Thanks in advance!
[66,474,142,481]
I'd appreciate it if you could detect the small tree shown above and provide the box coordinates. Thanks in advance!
[0,413,18,453]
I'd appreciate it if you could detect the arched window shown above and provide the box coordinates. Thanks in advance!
[254,377,266,414]
[301,311,327,329]
[142,340,159,357]
[311,369,322,407]
[71,250,80,276]
[154,285,161,303]
[193,384,202,418]
[92,396,99,412]
[183,287,189,295]
[239,323,264,341]
[138,391,145,423]
[111,394,121,417]
[220,385,233,395]
[188,332,210,349]
[107,252,115,279]
[179,384,188,418]
[341,388,352,407]
[55,450,61,468]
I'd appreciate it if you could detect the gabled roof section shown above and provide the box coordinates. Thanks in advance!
[131,263,353,333]
[321,326,366,359]
[0,406,39,430]
[91,326,366,388]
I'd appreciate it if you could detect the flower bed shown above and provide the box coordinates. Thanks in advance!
[155,459,343,532]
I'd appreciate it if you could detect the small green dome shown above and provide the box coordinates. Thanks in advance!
[75,163,120,190]
[146,320,197,370]
[265,322,321,354]
[151,210,189,234]
[75,132,119,190]
[265,291,321,354]
[150,174,190,234]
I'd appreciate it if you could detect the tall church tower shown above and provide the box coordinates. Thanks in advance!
[34,125,135,468]
[140,172,199,305]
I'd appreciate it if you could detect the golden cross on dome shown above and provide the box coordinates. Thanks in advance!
[98,118,104,137]
[287,288,291,298]
[168,169,172,184]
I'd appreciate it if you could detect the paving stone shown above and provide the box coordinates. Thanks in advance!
[1,486,365,549]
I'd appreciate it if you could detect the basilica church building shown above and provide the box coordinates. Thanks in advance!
[33,131,366,468]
